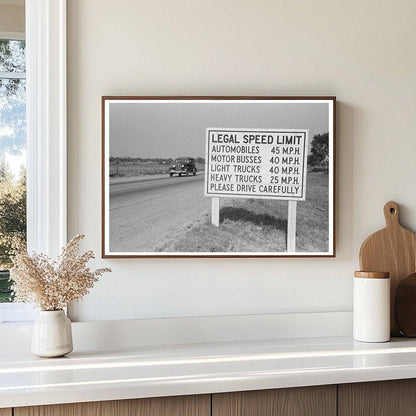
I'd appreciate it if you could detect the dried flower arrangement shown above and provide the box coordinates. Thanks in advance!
[10,234,111,311]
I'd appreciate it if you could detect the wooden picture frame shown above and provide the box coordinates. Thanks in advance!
[102,96,336,258]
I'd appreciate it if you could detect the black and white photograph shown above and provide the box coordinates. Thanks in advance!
[102,97,335,257]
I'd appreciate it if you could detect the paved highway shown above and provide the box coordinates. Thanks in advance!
[109,174,209,252]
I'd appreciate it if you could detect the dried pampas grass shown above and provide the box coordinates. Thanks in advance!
[10,234,111,310]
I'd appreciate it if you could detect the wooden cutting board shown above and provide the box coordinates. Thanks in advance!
[359,201,416,336]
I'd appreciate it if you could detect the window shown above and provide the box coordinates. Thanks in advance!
[0,34,26,306]
[0,0,67,324]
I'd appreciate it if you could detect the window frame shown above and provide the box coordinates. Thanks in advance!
[0,0,67,323]
[0,31,24,41]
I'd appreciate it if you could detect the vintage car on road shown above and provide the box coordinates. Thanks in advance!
[169,157,197,177]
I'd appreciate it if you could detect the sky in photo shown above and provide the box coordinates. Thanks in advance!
[109,101,330,159]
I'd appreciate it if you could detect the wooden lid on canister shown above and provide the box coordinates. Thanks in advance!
[354,271,390,279]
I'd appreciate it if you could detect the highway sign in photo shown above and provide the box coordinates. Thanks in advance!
[205,129,308,200]
[102,97,335,257]
[205,128,310,252]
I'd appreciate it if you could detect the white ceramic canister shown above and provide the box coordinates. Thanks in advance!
[353,271,390,343]
[31,310,73,357]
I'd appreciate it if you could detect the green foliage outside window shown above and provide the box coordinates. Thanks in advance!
[0,162,26,302]
[0,39,27,302]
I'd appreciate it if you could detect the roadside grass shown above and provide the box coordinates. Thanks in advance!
[295,171,329,252]
[156,171,329,253]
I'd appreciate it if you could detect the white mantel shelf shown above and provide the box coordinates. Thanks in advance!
[2,335,416,408]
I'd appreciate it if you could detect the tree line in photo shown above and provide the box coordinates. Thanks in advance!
[308,133,329,170]
[109,156,205,164]
[109,157,206,177]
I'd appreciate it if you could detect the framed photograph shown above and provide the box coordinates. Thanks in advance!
[102,96,336,258]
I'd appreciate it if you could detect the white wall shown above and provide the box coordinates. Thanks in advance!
[67,0,416,322]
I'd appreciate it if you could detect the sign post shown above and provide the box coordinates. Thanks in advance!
[287,200,297,252]
[205,128,308,253]
[211,197,220,227]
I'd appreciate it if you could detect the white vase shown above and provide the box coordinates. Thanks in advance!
[31,310,73,357]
